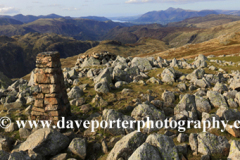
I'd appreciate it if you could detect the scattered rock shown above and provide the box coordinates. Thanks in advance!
[106,131,147,160]
[19,128,69,156]
[68,138,87,159]
[146,133,179,160]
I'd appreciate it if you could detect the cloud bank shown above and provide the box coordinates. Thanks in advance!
[0,5,19,14]
[125,0,223,4]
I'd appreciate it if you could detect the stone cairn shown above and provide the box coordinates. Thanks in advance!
[31,51,71,123]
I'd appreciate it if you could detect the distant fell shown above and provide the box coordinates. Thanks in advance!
[80,16,110,22]
[0,13,63,23]
[167,14,240,28]
[0,18,23,25]
[134,7,218,24]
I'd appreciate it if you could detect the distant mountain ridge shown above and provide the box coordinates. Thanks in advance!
[79,16,110,22]
[0,14,112,23]
[0,18,131,41]
[109,8,240,24]
[135,7,218,24]
[0,13,63,23]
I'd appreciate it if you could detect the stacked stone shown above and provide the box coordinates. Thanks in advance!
[31,51,71,123]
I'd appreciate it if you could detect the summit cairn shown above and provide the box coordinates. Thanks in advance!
[31,51,71,123]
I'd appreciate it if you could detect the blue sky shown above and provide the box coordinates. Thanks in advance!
[0,0,239,17]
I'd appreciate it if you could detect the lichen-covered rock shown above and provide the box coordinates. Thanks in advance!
[68,138,87,159]
[19,128,69,156]
[131,103,165,133]
[94,68,112,84]
[50,153,68,160]
[115,81,128,88]
[0,150,9,160]
[189,133,198,154]
[146,134,180,160]
[236,92,240,106]
[226,125,240,138]
[67,86,84,99]
[194,78,210,88]
[229,74,240,91]
[28,70,35,86]
[195,95,211,113]
[228,140,240,160]
[227,98,238,108]
[113,67,139,82]
[197,132,230,156]
[131,57,152,71]
[128,142,162,160]
[207,91,228,108]
[131,103,165,121]
[186,68,205,80]
[174,94,197,117]
[213,82,228,93]
[162,90,175,107]
[170,58,179,68]
[161,67,176,83]
[19,128,31,139]
[193,54,208,68]
[81,57,100,67]
[102,109,135,136]
[146,77,161,84]
[216,106,240,121]
[8,152,31,160]
[177,83,187,91]
[94,78,111,93]
[201,112,220,123]
[106,131,147,160]
[112,56,128,67]
[0,135,12,152]
[177,133,189,143]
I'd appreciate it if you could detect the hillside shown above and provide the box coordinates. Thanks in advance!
[163,20,240,47]
[0,18,130,41]
[167,14,240,28]
[80,16,110,22]
[0,33,98,78]
[81,38,169,58]
[0,13,63,23]
[0,18,23,25]
[135,7,218,24]
[105,19,240,48]
[150,31,240,60]
[104,23,198,44]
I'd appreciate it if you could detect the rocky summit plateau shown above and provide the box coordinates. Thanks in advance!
[0,49,240,160]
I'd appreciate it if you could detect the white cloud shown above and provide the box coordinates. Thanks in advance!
[41,4,62,8]
[63,7,81,11]
[0,5,19,14]
[125,0,223,4]
[125,0,140,3]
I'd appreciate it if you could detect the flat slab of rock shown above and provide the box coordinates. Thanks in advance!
[146,133,180,160]
[197,132,230,156]
[19,128,69,156]
[106,131,147,160]
[68,138,87,159]
[228,140,240,160]
[129,142,162,160]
